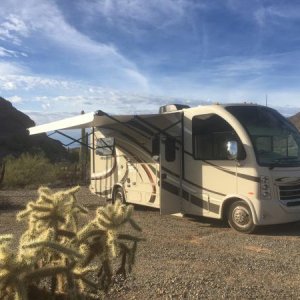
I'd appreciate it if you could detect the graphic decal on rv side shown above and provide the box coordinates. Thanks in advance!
[161,166,226,197]
[91,155,117,180]
[120,161,129,185]
[184,151,260,183]
[203,160,260,183]
[161,179,220,214]
[117,144,157,204]
[93,156,130,197]
[141,163,157,203]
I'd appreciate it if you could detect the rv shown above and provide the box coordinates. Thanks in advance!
[29,103,300,233]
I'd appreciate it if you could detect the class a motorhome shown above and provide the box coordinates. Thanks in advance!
[29,103,300,233]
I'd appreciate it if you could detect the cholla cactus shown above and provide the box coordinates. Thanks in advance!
[0,234,30,300]
[0,234,75,300]
[1,186,142,299]
[75,200,142,292]
[17,186,86,234]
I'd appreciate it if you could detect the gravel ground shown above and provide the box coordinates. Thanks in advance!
[1,187,300,299]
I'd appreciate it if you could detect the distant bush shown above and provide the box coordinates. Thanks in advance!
[3,153,56,188]
[2,153,83,189]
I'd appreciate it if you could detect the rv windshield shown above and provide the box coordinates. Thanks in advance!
[226,106,300,167]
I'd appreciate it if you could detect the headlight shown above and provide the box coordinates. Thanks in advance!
[260,176,271,199]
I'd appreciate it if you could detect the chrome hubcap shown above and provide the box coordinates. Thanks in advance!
[232,206,250,227]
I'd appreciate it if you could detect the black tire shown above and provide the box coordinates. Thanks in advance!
[113,186,126,204]
[227,201,256,234]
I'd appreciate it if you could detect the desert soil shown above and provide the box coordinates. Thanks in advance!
[1,187,300,299]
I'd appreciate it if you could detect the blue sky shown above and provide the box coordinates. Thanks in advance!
[1,0,300,126]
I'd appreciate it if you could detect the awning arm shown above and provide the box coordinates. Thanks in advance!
[55,130,94,150]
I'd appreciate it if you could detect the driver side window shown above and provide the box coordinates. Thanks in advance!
[192,114,246,160]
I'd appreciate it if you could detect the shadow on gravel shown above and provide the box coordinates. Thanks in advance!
[254,222,300,237]
[132,205,228,228]
[125,204,300,236]
[0,203,25,210]
[133,204,159,212]
[0,196,25,212]
[185,214,228,229]
[0,195,25,211]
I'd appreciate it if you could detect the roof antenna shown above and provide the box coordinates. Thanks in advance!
[265,94,268,107]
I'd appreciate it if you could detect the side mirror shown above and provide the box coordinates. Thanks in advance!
[226,140,238,160]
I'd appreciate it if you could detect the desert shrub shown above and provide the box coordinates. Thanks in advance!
[3,153,56,188]
[0,186,142,299]
[2,154,85,189]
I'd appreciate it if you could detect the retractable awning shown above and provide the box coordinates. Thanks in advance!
[28,110,182,139]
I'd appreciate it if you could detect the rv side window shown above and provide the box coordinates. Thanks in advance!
[192,114,245,160]
[152,136,160,156]
[165,137,176,162]
[96,137,115,156]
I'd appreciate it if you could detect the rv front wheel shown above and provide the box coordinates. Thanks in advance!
[227,201,256,233]
[113,187,126,204]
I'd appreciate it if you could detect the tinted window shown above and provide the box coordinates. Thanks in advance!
[193,114,245,160]
[226,106,300,166]
[165,137,176,162]
[152,136,160,156]
[96,137,115,156]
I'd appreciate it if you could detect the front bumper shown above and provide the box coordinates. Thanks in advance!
[254,198,300,225]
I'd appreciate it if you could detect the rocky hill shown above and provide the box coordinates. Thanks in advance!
[0,97,67,161]
[289,112,300,131]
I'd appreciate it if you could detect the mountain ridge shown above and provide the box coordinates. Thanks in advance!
[0,97,67,161]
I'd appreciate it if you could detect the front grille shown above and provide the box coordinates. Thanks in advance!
[279,184,300,201]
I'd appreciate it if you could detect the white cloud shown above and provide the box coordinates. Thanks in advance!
[0,14,29,44]
[0,46,27,57]
[8,95,22,103]
[266,5,300,20]
[24,111,77,126]
[82,0,189,25]
[78,0,207,36]
[224,1,300,28]
[246,3,300,28]
[254,8,267,27]
[23,89,300,127]
[0,0,149,91]
[0,61,25,75]
[1,81,17,90]
[0,74,73,91]
[212,57,276,77]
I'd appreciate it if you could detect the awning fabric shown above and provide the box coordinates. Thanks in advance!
[28,110,182,139]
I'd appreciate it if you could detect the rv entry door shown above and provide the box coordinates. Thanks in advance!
[160,136,182,214]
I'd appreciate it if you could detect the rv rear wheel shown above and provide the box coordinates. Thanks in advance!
[113,187,126,204]
[227,201,256,234]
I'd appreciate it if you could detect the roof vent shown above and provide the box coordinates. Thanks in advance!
[159,104,190,114]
